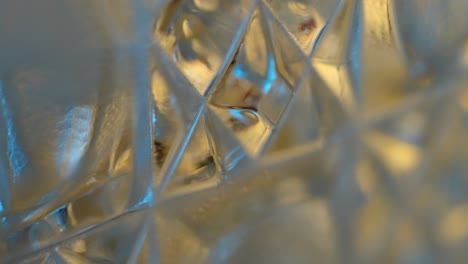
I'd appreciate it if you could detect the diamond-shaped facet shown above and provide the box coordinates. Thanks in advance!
[208,7,308,159]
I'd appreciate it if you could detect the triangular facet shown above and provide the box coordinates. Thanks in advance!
[313,0,356,64]
[265,73,320,154]
[205,108,250,173]
[311,0,362,110]
[265,66,348,155]
[307,67,349,139]
[163,113,221,197]
[261,4,307,93]
[312,61,356,111]
[262,0,343,55]
[151,48,204,184]
[153,0,255,95]
[152,47,205,125]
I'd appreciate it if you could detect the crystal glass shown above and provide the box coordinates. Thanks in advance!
[1,0,468,263]
[0,0,153,261]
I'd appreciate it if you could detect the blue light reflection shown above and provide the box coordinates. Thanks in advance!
[0,81,27,179]
[262,55,277,94]
[56,105,94,177]
[232,55,277,94]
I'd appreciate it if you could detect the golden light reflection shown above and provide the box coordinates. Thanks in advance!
[355,198,392,254]
[364,131,420,176]
[313,61,355,110]
[71,240,87,254]
[151,70,171,103]
[463,41,468,66]
[459,87,468,113]
[439,206,468,244]
[193,0,220,12]
[356,159,378,196]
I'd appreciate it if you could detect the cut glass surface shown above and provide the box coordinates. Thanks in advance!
[0,0,153,260]
[1,0,468,263]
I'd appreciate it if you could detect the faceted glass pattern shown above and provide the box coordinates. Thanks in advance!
[1,0,468,263]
